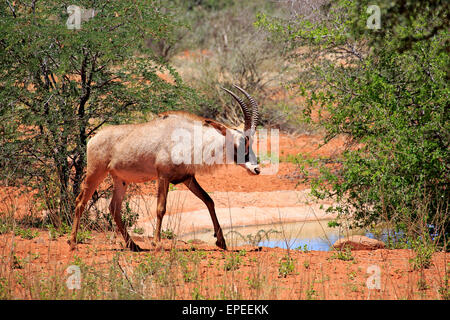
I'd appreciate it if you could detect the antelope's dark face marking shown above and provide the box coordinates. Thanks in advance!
[231,130,260,175]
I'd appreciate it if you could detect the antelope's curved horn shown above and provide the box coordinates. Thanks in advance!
[221,87,252,132]
[232,85,259,135]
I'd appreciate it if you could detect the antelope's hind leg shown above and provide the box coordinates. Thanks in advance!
[69,170,106,250]
[110,177,141,252]
[154,177,169,243]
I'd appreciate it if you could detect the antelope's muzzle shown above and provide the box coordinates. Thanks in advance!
[245,162,261,175]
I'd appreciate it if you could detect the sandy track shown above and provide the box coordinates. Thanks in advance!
[90,189,336,236]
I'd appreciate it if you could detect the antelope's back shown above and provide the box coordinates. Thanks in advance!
[87,112,227,181]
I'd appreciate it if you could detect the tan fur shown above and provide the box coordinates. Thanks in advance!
[68,111,251,252]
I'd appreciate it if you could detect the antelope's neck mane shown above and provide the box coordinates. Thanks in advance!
[158,110,231,131]
[157,111,238,175]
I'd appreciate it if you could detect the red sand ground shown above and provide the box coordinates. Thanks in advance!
[1,232,448,300]
[0,133,448,300]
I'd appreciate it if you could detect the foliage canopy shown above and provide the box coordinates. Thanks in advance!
[257,0,449,239]
[0,0,203,224]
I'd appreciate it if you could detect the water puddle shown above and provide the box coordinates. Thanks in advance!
[179,219,379,251]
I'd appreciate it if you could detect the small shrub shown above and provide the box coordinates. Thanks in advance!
[47,225,58,240]
[161,229,176,240]
[296,244,310,253]
[438,272,449,300]
[133,227,144,235]
[410,239,434,270]
[306,285,317,300]
[182,269,197,283]
[278,254,295,278]
[0,277,10,299]
[47,222,71,240]
[191,287,205,300]
[246,275,265,290]
[224,253,242,271]
[238,249,247,257]
[330,247,354,261]
[417,277,429,291]
[122,201,139,229]
[14,228,39,240]
[177,252,198,283]
[12,254,24,269]
[137,255,164,277]
[0,222,12,235]
[76,230,92,244]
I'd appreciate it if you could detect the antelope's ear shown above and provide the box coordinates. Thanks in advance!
[204,119,228,136]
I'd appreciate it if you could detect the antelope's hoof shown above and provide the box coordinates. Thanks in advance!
[215,238,227,250]
[67,239,77,251]
[128,242,142,252]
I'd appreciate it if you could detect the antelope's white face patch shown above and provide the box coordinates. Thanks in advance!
[244,161,260,175]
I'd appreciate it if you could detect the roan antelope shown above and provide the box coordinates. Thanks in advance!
[68,85,260,252]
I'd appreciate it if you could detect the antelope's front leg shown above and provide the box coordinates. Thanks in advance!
[214,228,227,251]
[155,177,169,242]
[184,176,227,250]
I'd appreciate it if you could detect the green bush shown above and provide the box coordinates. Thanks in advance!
[0,0,206,227]
[258,0,449,243]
